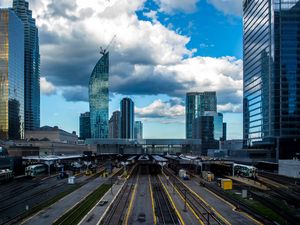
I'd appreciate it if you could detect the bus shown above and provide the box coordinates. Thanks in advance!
[25,164,47,177]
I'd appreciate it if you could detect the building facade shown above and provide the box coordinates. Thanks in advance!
[193,112,223,155]
[13,0,40,131]
[243,0,300,159]
[25,126,78,144]
[0,9,24,140]
[186,92,217,139]
[89,52,109,139]
[109,110,121,139]
[134,121,143,140]
[79,112,91,140]
[121,98,134,139]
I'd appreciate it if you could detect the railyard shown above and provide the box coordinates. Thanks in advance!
[0,154,299,225]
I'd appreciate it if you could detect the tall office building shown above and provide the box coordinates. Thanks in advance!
[193,112,223,155]
[109,111,121,139]
[13,0,40,131]
[0,9,24,140]
[134,121,143,140]
[79,112,91,140]
[89,52,109,139]
[243,0,300,159]
[222,122,227,141]
[121,98,134,139]
[186,92,217,138]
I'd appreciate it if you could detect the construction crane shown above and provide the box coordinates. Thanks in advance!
[100,35,116,55]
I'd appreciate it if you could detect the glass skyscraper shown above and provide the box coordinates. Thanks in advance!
[193,112,223,155]
[89,52,109,139]
[121,98,134,139]
[243,0,300,159]
[186,92,217,138]
[109,110,121,139]
[0,9,24,140]
[79,112,91,140]
[13,0,40,131]
[134,121,143,140]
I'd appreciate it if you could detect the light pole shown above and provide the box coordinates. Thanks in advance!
[110,177,113,195]
[183,189,187,212]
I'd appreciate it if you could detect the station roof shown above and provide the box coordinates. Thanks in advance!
[23,154,82,161]
[152,155,168,162]
[127,155,137,161]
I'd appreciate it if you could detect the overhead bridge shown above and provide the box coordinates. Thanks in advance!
[85,138,202,155]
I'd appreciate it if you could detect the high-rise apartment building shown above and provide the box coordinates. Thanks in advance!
[79,112,91,140]
[186,92,217,138]
[109,111,121,139]
[89,52,109,139]
[134,121,143,140]
[243,0,300,159]
[121,98,134,139]
[13,0,40,131]
[0,9,24,140]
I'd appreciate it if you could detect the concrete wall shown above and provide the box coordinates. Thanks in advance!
[279,160,300,178]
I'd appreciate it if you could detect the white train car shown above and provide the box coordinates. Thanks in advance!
[0,169,14,183]
[25,164,47,177]
[234,163,257,178]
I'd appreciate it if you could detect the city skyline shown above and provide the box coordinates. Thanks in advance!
[0,0,244,139]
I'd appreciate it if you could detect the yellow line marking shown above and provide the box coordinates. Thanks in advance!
[165,175,204,225]
[172,172,231,225]
[158,176,186,225]
[148,175,157,225]
[124,174,139,225]
[194,178,262,225]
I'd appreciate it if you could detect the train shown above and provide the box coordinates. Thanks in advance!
[234,163,257,178]
[25,164,47,177]
[0,169,14,183]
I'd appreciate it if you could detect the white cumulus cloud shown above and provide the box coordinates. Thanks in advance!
[40,77,56,95]
[155,0,199,14]
[135,99,185,118]
[207,0,243,17]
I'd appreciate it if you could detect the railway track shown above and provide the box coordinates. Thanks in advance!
[0,169,106,225]
[187,172,272,224]
[151,175,180,225]
[165,168,226,225]
[100,167,138,225]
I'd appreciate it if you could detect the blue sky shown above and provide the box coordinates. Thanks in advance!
[1,0,244,139]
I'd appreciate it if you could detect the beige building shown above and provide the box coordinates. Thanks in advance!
[25,126,78,144]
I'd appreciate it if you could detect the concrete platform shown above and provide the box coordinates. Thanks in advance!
[226,176,269,191]
[127,175,155,225]
[21,176,107,225]
[182,178,260,225]
[79,179,125,225]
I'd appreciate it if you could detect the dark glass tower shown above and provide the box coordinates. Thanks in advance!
[0,9,24,140]
[89,52,109,139]
[13,0,40,131]
[109,110,121,139]
[243,0,300,159]
[121,98,134,139]
[186,92,217,138]
[193,112,223,155]
[79,112,91,140]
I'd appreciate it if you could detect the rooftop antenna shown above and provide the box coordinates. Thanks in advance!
[100,35,116,55]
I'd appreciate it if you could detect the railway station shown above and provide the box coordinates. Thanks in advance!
[1,153,299,225]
